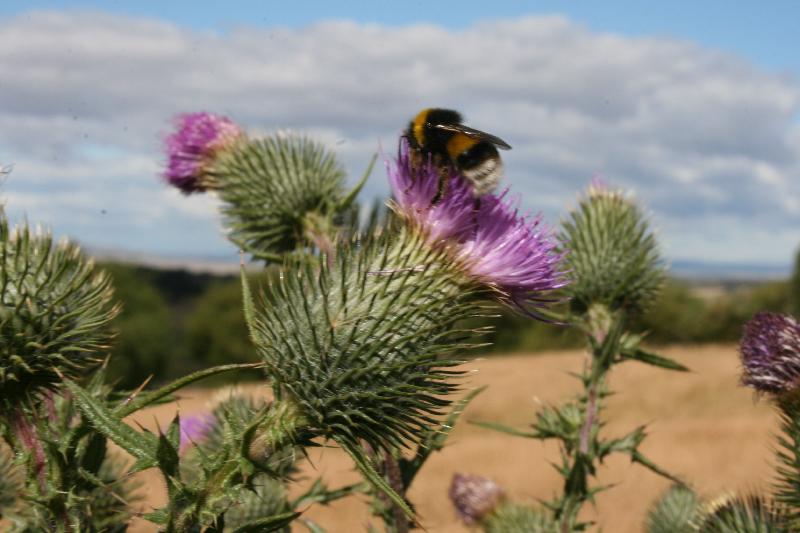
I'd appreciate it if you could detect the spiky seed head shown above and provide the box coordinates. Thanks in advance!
[0,219,119,407]
[249,228,482,452]
[449,473,505,525]
[559,182,664,315]
[740,312,800,394]
[211,133,347,260]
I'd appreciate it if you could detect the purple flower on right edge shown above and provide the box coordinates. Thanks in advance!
[740,312,800,394]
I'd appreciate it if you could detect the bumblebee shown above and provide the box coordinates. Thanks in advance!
[405,108,511,197]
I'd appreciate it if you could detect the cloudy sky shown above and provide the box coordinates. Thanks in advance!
[1,2,798,269]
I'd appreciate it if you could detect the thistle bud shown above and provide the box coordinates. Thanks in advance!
[163,113,351,260]
[559,182,664,315]
[212,133,347,260]
[0,219,118,407]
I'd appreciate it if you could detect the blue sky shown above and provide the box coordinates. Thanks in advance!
[2,1,798,73]
[0,2,798,269]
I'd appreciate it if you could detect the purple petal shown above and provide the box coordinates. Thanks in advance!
[179,413,214,452]
[387,139,568,317]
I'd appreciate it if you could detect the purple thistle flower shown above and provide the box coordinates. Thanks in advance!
[163,112,243,194]
[740,312,800,394]
[388,140,568,317]
[179,412,214,453]
[449,473,505,525]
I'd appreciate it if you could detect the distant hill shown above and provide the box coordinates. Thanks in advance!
[91,248,791,282]
[670,259,791,281]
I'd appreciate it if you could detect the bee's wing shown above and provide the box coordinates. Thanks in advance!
[433,123,512,150]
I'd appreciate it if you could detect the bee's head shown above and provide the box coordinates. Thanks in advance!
[407,108,463,149]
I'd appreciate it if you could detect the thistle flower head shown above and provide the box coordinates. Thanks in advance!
[388,140,567,317]
[740,312,800,394]
[449,473,505,525]
[163,112,243,194]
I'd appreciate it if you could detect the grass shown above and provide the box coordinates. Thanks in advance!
[126,344,777,532]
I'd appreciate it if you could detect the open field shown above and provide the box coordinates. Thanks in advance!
[127,344,777,532]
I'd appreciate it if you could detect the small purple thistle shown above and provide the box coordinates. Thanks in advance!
[163,112,243,194]
[449,473,505,525]
[740,312,800,394]
[387,140,568,317]
[179,412,214,453]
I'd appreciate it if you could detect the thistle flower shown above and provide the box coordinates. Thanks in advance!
[163,112,243,194]
[388,140,567,317]
[179,413,214,453]
[449,473,505,525]
[740,312,800,394]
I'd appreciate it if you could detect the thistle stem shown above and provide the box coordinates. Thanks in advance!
[10,409,47,492]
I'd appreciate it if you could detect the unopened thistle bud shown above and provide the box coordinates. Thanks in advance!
[559,181,664,315]
[740,312,800,394]
[0,219,118,407]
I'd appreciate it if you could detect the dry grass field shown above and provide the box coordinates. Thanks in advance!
[126,344,778,532]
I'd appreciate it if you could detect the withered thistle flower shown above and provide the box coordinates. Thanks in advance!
[449,473,505,525]
[740,312,800,394]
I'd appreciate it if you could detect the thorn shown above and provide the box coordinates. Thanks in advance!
[123,375,153,406]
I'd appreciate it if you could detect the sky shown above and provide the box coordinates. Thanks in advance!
[0,2,798,269]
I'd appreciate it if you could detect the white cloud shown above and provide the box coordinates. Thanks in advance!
[1,10,798,266]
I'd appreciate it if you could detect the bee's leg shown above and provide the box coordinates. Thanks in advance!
[431,164,449,205]
[471,197,481,234]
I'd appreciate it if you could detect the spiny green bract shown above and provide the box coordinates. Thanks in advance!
[560,185,664,315]
[483,503,558,533]
[211,133,347,261]
[645,484,703,533]
[0,444,26,525]
[180,393,295,532]
[0,218,119,406]
[249,228,488,452]
[194,392,299,478]
[697,494,788,533]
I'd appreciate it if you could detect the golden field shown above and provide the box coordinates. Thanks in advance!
[127,344,777,532]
